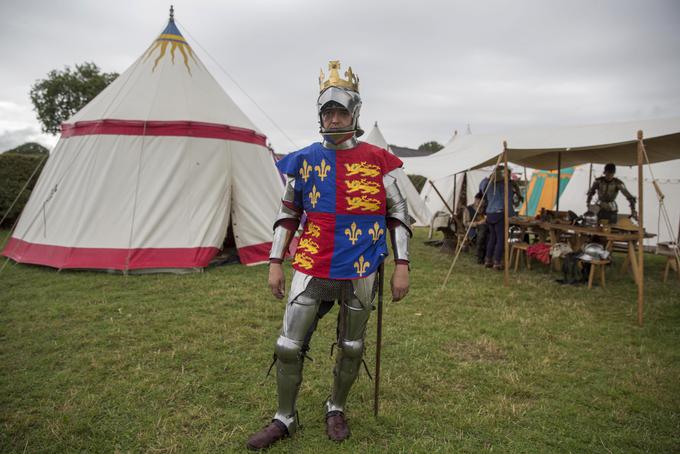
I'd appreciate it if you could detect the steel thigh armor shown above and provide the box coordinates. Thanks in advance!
[273,270,376,432]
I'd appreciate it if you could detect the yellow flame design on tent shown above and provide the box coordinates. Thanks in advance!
[143,19,198,75]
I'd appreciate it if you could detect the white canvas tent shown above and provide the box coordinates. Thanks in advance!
[402,117,680,178]
[417,169,490,225]
[363,122,432,226]
[418,116,680,325]
[403,131,491,226]
[3,13,282,271]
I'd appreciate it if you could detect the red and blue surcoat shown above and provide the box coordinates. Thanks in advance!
[276,142,403,280]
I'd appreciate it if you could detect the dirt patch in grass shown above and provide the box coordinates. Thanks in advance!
[443,337,507,362]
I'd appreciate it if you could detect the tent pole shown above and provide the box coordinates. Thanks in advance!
[556,151,562,212]
[503,142,510,286]
[428,180,455,216]
[636,131,645,327]
[588,163,593,191]
[441,154,504,289]
[453,174,458,214]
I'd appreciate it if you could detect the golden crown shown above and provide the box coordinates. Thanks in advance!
[319,60,359,93]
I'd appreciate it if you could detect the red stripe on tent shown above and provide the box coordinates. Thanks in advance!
[236,239,298,265]
[2,237,218,270]
[3,237,273,269]
[237,241,272,265]
[60,120,267,147]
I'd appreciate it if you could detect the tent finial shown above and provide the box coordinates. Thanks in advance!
[169,5,174,21]
[374,121,378,127]
[637,129,643,140]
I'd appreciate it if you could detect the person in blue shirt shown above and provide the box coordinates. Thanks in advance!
[478,166,523,270]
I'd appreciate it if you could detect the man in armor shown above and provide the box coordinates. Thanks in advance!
[246,61,411,450]
[586,163,637,224]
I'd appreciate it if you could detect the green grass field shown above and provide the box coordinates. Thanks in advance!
[1,229,678,453]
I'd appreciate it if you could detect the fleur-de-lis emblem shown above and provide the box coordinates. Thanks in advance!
[309,185,320,208]
[344,222,363,245]
[300,159,312,182]
[314,159,330,181]
[368,222,384,243]
[354,255,370,277]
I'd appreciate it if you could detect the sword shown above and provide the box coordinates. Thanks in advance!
[374,262,385,417]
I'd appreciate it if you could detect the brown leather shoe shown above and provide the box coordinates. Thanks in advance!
[326,411,350,442]
[246,420,289,451]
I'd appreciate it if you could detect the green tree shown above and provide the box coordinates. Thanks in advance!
[408,174,427,193]
[418,141,444,153]
[4,142,49,155]
[30,62,118,134]
[0,152,47,227]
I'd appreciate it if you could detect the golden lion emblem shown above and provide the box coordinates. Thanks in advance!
[298,238,320,255]
[344,162,380,177]
[345,179,381,195]
[292,252,314,270]
[305,221,321,238]
[346,196,381,212]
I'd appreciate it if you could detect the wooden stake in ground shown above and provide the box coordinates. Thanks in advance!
[637,130,645,327]
[374,262,384,417]
[441,153,504,289]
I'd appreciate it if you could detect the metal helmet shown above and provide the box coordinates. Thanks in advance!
[582,210,598,228]
[317,60,363,145]
[580,243,611,262]
[508,226,523,243]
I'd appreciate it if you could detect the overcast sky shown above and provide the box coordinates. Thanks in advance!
[1,0,679,153]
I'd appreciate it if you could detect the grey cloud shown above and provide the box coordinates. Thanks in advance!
[1,0,678,153]
[0,127,53,153]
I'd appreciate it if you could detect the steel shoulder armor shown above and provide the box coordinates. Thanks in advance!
[270,176,301,261]
[384,169,411,263]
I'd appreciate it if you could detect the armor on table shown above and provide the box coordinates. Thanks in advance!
[586,176,636,214]
[266,61,411,433]
[580,243,611,262]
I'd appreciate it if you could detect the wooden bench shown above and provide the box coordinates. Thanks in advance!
[586,259,610,289]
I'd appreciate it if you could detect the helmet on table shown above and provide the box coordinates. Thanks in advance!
[580,243,611,262]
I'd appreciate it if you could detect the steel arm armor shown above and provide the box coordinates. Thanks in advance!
[270,176,301,261]
[617,180,637,211]
[384,169,411,263]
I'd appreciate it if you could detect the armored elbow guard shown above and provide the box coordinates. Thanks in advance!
[384,169,411,262]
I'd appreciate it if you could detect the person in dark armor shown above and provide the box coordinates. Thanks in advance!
[586,163,637,224]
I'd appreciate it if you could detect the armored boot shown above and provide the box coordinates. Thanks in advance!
[246,420,288,451]
[326,410,350,442]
